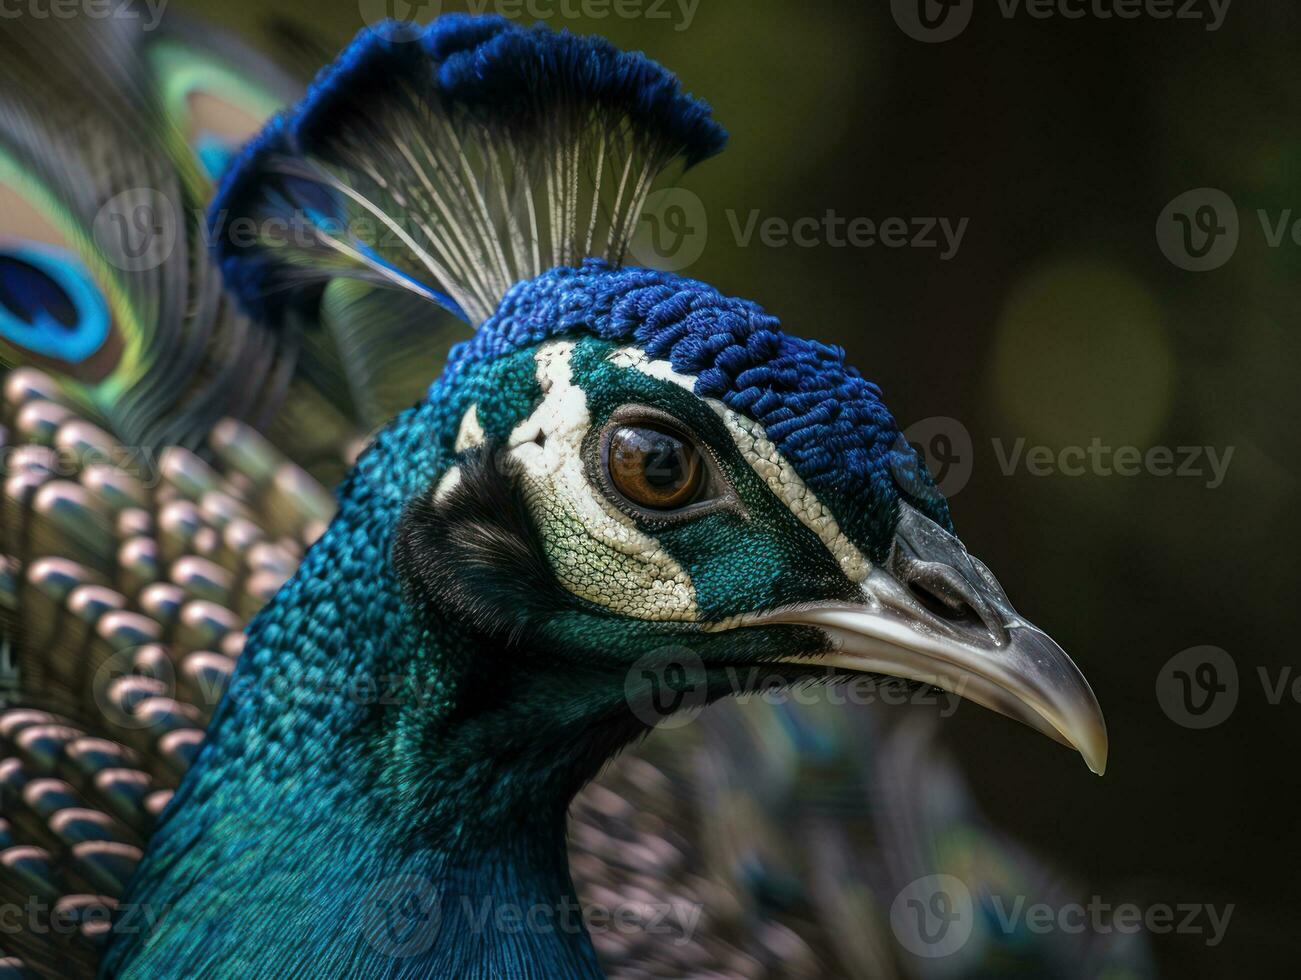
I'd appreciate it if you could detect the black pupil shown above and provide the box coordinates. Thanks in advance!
[641,434,686,489]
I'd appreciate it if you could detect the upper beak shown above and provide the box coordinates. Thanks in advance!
[753,504,1108,774]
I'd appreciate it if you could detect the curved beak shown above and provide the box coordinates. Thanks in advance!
[754,504,1109,774]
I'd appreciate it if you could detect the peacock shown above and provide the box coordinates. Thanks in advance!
[0,11,1129,979]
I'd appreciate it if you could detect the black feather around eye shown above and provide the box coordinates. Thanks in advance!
[393,445,574,645]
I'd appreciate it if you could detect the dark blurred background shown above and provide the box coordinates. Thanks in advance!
[167,0,1301,973]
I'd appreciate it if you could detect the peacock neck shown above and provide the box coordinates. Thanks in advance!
[109,506,634,977]
[109,399,654,976]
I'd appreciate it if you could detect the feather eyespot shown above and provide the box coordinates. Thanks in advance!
[605,424,705,512]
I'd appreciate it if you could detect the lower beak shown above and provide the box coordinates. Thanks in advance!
[749,504,1108,775]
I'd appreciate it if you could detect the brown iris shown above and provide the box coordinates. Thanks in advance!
[606,424,704,511]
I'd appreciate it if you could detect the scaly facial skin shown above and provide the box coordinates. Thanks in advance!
[399,335,1108,775]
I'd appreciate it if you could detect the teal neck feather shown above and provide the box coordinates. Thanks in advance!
[103,389,626,978]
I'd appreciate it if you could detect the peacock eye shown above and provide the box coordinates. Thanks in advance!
[606,424,704,511]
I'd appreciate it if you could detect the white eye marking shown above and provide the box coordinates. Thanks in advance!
[506,340,698,622]
[434,464,462,502]
[609,345,870,584]
[607,347,696,391]
[455,404,485,453]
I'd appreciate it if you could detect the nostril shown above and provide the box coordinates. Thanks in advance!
[898,560,1007,644]
[887,514,1011,643]
[908,579,977,624]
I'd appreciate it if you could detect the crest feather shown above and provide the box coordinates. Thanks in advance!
[211,15,727,328]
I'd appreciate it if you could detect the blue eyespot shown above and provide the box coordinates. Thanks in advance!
[194,131,237,181]
[0,242,111,364]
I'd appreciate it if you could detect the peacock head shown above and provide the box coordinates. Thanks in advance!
[211,15,1107,777]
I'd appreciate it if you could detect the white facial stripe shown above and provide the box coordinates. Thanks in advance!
[607,346,871,584]
[434,464,462,502]
[607,347,696,391]
[455,404,485,453]
[506,341,698,622]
